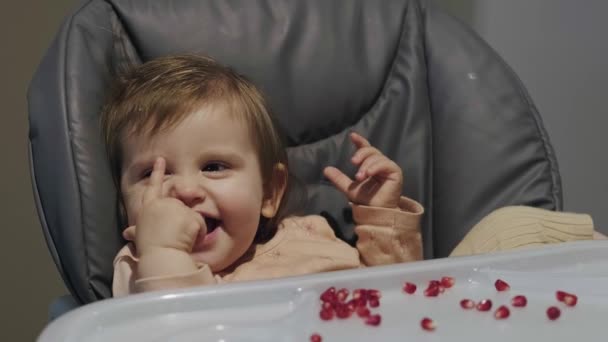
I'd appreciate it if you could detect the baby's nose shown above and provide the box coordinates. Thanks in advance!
[168,176,206,207]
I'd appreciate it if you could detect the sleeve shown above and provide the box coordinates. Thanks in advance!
[112,243,218,297]
[353,196,424,266]
[449,206,595,257]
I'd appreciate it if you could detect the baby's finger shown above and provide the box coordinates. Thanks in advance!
[356,154,385,181]
[351,146,381,165]
[350,132,372,149]
[365,159,402,181]
[187,208,207,237]
[323,166,354,195]
[143,157,165,203]
[122,225,136,241]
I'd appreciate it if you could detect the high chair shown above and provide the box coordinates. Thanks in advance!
[28,0,562,318]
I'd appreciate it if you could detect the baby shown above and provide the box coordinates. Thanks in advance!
[103,55,424,296]
[103,54,605,297]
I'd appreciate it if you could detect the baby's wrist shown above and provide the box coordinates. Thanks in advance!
[137,247,198,280]
[137,245,189,259]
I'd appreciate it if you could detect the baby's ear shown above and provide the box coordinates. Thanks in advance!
[261,163,288,218]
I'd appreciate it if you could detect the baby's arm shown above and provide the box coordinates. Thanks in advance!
[113,243,217,296]
[323,132,424,266]
[352,197,424,265]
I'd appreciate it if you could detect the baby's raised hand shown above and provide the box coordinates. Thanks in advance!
[323,132,403,209]
[126,157,206,256]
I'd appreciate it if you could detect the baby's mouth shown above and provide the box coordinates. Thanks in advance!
[204,217,221,234]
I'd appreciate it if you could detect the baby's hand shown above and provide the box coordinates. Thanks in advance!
[125,157,206,256]
[323,132,403,209]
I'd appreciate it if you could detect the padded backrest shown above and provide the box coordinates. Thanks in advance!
[28,0,561,304]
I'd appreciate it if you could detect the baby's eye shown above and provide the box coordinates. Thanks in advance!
[202,162,227,172]
[140,168,170,179]
[141,169,153,179]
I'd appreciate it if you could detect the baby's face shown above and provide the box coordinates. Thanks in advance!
[119,105,266,271]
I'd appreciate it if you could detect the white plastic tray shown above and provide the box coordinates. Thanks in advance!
[38,241,608,341]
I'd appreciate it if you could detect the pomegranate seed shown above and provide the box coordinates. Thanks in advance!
[563,294,578,307]
[424,285,440,297]
[321,301,333,311]
[494,279,510,291]
[356,306,371,318]
[429,280,441,287]
[494,305,510,319]
[336,288,349,303]
[346,299,358,312]
[335,304,352,319]
[460,299,475,309]
[365,314,382,326]
[354,297,367,308]
[319,309,334,321]
[353,289,366,300]
[441,276,455,288]
[476,299,493,311]
[310,333,322,342]
[369,297,380,308]
[547,306,561,320]
[556,290,568,302]
[421,317,436,331]
[368,289,381,299]
[403,282,417,294]
[320,287,336,303]
[511,295,528,307]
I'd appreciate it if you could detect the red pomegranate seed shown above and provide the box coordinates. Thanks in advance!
[511,295,528,307]
[403,282,417,294]
[356,306,371,318]
[336,288,349,303]
[310,333,322,342]
[346,299,357,312]
[365,314,382,326]
[368,289,381,299]
[494,305,510,319]
[476,299,493,311]
[563,294,578,307]
[322,301,334,311]
[353,289,366,300]
[369,297,380,308]
[556,290,567,302]
[547,306,561,320]
[441,276,455,288]
[335,304,352,319]
[494,279,510,291]
[429,280,441,287]
[460,299,475,309]
[421,317,436,331]
[424,285,440,297]
[320,287,336,303]
[319,309,334,321]
[355,297,367,308]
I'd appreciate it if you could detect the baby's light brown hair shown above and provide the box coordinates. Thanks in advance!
[100,54,293,241]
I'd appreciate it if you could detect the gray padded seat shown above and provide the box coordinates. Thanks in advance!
[28,0,561,305]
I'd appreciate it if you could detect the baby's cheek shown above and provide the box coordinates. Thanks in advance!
[122,193,142,226]
[221,187,264,224]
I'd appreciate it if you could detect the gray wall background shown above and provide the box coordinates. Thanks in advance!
[0,0,605,340]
